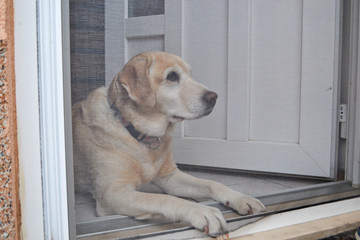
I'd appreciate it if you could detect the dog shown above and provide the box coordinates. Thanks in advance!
[72,51,265,237]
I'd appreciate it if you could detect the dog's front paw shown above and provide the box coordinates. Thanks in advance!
[226,194,265,215]
[185,205,228,237]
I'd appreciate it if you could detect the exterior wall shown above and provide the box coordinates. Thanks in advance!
[0,0,20,239]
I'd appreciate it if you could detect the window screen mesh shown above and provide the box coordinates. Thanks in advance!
[70,0,105,104]
[70,0,165,105]
[128,0,164,18]
[68,1,341,238]
[70,0,167,224]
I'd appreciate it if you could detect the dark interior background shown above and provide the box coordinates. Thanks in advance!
[70,0,164,104]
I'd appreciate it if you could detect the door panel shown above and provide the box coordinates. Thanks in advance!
[172,0,340,177]
[227,0,251,142]
[250,0,302,143]
[127,37,164,60]
[183,0,228,139]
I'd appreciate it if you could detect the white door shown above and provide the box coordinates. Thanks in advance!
[105,0,340,178]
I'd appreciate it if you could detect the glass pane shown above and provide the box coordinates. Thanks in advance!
[128,0,164,18]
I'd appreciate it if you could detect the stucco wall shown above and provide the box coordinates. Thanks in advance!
[0,0,20,239]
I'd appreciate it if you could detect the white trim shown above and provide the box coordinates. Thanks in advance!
[14,0,45,239]
[164,0,184,57]
[164,0,185,138]
[37,0,70,239]
[62,0,77,238]
[331,0,342,179]
[105,0,126,85]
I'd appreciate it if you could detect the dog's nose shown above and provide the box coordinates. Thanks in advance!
[203,91,218,107]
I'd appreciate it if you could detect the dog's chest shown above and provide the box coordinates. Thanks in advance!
[140,160,163,184]
[135,145,171,185]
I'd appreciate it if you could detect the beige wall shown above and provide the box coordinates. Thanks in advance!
[0,0,21,239]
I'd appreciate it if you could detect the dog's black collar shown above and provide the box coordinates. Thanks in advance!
[108,96,161,150]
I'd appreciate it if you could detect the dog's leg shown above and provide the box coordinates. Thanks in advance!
[153,169,265,215]
[95,187,228,236]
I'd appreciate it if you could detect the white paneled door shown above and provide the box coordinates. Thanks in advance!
[106,0,340,177]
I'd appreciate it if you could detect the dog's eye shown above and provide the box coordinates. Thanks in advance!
[166,71,180,82]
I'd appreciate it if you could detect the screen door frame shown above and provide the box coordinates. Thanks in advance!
[18,0,360,239]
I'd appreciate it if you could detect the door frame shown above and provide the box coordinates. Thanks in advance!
[14,0,45,239]
[37,0,75,239]
[14,0,75,239]
[346,0,360,187]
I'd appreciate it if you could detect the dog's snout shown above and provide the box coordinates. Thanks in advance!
[203,91,218,107]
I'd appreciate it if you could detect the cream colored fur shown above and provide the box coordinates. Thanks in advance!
[72,51,265,236]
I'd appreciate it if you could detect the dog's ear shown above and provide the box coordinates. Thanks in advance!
[108,73,122,107]
[115,55,156,108]
[108,55,156,108]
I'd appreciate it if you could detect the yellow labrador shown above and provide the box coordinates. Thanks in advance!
[72,51,265,236]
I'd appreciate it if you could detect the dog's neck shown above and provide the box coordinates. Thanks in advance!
[107,94,173,149]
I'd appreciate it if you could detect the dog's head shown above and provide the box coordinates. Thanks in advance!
[108,51,217,122]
